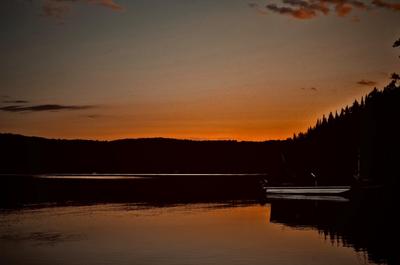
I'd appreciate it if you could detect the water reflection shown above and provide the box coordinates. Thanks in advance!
[0,200,395,265]
[0,231,84,246]
[0,176,398,265]
[0,175,265,208]
[269,197,399,265]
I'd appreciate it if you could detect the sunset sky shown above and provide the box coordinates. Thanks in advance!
[1,0,399,141]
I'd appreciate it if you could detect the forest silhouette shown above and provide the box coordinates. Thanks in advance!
[281,73,400,187]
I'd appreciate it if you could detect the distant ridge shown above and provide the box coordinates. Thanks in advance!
[1,76,399,188]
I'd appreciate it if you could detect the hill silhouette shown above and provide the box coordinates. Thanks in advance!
[1,76,399,188]
[0,134,282,174]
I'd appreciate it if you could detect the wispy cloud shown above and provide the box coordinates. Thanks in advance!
[41,0,124,20]
[266,3,317,19]
[86,114,102,119]
[372,0,400,11]
[95,0,123,11]
[3,100,30,104]
[357,80,377,86]
[251,0,400,20]
[0,104,96,113]
[334,3,354,17]
[300,87,318,91]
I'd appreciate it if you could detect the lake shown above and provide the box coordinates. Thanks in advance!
[0,175,397,265]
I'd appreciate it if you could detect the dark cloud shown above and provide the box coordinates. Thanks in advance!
[257,0,398,20]
[3,100,30,104]
[266,3,317,19]
[372,0,400,11]
[300,87,318,91]
[335,3,353,17]
[394,38,400,58]
[357,80,377,86]
[283,0,330,14]
[0,104,95,113]
[41,0,124,20]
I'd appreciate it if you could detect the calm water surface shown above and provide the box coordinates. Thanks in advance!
[0,202,378,265]
[1,175,397,265]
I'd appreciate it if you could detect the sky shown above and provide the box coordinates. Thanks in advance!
[0,0,399,141]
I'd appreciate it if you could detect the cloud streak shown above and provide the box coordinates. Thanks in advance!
[300,87,318,91]
[86,114,103,119]
[41,0,124,20]
[253,0,400,20]
[357,80,377,86]
[95,0,123,11]
[3,100,30,104]
[266,3,317,19]
[372,0,400,11]
[0,104,96,113]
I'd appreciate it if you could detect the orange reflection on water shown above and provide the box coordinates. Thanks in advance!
[0,203,375,265]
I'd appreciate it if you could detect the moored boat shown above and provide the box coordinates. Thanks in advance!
[264,186,351,195]
[266,194,350,202]
[260,178,351,196]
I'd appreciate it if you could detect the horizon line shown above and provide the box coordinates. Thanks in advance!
[0,132,287,143]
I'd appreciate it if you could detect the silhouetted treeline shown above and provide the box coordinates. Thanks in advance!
[284,75,400,187]
[1,78,399,187]
[0,135,282,174]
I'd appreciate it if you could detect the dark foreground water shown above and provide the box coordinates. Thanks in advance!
[0,175,398,265]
